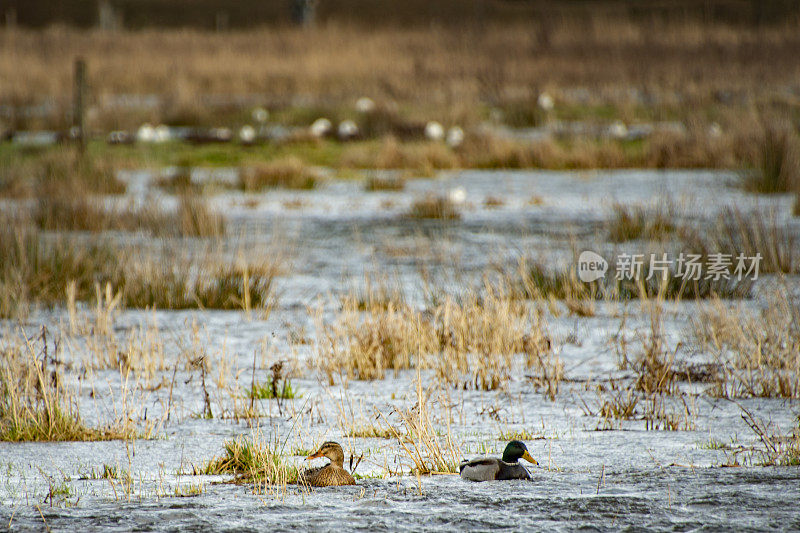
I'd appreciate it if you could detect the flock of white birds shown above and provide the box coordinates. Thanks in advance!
[126,96,479,147]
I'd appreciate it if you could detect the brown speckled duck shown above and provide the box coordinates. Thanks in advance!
[299,441,356,487]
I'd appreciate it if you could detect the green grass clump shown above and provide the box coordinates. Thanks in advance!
[247,379,299,400]
[200,435,300,486]
[698,438,731,451]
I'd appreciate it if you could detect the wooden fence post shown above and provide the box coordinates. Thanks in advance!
[73,58,86,154]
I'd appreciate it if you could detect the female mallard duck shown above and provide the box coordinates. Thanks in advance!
[298,441,356,487]
[459,440,537,482]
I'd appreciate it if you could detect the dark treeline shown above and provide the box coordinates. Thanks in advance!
[4,0,800,29]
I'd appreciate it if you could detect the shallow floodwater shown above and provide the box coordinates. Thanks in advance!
[2,169,799,531]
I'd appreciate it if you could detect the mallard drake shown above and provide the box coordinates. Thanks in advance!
[298,441,356,487]
[459,440,537,482]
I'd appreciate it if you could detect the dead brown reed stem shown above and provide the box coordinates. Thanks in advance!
[736,403,800,466]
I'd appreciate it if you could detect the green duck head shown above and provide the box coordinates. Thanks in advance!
[502,440,538,465]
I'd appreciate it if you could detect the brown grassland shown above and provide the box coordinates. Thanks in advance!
[2,19,800,176]
[2,20,800,134]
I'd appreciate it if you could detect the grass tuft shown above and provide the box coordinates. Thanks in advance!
[247,379,299,400]
[607,202,676,242]
[177,193,227,237]
[406,195,461,220]
[315,282,556,392]
[0,219,282,318]
[364,173,406,191]
[0,334,135,441]
[346,423,395,439]
[240,157,320,190]
[741,124,800,194]
[200,433,300,489]
[693,288,800,399]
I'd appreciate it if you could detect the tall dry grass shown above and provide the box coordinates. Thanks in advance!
[607,202,676,243]
[177,193,226,237]
[314,295,436,383]
[693,288,800,399]
[342,137,458,173]
[0,149,125,198]
[0,218,283,318]
[0,330,137,441]
[585,284,697,431]
[378,377,462,475]
[2,22,799,130]
[313,282,558,392]
[741,123,800,194]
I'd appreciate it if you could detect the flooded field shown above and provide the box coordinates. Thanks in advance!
[1,169,799,531]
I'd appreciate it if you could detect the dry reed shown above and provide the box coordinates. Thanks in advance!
[0,330,137,441]
[693,288,800,399]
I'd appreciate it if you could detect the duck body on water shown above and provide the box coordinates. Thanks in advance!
[459,441,538,482]
[299,441,356,487]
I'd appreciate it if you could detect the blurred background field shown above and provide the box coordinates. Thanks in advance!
[1,0,800,174]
